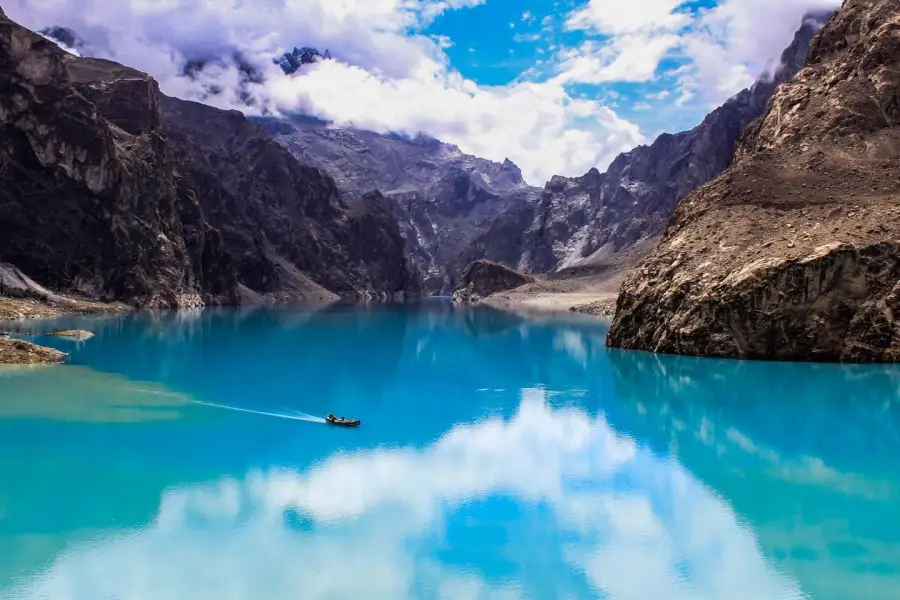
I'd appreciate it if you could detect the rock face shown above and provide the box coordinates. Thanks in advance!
[0,12,417,307]
[608,0,900,362]
[482,11,832,275]
[451,260,534,304]
[258,117,542,294]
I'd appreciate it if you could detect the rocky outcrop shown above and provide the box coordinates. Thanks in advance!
[497,11,833,274]
[0,337,66,364]
[608,0,900,362]
[0,12,418,308]
[275,47,330,75]
[50,330,94,341]
[451,260,534,304]
[259,117,541,294]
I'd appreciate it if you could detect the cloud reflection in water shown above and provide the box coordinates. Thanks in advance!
[10,389,803,600]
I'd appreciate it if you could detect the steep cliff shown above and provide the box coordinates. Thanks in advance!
[0,16,219,307]
[258,116,541,294]
[608,0,900,362]
[0,11,417,307]
[483,11,833,275]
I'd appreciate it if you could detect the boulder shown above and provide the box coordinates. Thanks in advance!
[451,260,534,304]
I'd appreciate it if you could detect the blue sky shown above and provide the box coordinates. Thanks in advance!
[10,0,839,185]
[423,0,805,137]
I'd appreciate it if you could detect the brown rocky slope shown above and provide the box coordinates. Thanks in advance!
[608,0,900,362]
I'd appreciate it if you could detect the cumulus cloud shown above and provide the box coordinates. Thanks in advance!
[557,0,840,110]
[4,0,843,184]
[565,0,691,35]
[4,0,644,186]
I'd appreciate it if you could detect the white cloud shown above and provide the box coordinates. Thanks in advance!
[555,33,681,84]
[565,0,691,35]
[556,0,840,114]
[4,0,644,185]
[4,391,806,600]
[676,0,840,106]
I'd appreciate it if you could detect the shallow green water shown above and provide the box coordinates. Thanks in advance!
[1,302,899,599]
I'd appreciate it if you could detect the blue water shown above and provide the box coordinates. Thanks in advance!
[1,301,899,599]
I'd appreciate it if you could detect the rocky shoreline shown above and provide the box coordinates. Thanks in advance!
[0,337,67,365]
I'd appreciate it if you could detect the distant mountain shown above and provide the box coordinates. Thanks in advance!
[470,10,834,275]
[275,46,331,75]
[257,116,542,294]
[34,13,834,299]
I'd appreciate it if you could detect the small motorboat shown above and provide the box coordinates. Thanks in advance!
[326,414,361,427]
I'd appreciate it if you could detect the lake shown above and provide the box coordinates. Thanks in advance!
[1,301,899,599]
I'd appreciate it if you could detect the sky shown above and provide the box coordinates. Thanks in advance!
[6,0,840,185]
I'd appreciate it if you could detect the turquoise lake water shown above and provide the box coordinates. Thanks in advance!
[1,301,900,599]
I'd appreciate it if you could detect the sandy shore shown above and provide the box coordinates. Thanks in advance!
[482,239,657,319]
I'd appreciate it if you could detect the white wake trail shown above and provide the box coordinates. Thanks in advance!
[188,399,327,424]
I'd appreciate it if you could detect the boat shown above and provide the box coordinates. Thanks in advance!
[326,414,361,427]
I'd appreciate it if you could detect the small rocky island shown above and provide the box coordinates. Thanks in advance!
[608,0,900,362]
[452,261,534,304]
[0,337,67,364]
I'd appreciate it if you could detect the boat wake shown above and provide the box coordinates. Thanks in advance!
[188,399,327,424]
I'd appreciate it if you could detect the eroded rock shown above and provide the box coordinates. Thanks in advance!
[608,0,900,362]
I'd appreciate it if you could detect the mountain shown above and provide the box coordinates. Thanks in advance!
[275,47,331,75]
[470,10,834,276]
[36,24,542,295]
[258,116,542,294]
[0,10,417,308]
[607,0,900,362]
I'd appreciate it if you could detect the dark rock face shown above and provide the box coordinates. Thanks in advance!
[451,260,534,304]
[0,12,417,307]
[158,96,419,301]
[506,11,833,274]
[0,21,211,307]
[275,47,330,75]
[258,117,542,294]
[608,0,900,362]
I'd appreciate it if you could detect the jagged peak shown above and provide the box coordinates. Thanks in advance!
[275,46,331,75]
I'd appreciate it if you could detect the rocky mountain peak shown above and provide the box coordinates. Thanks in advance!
[482,10,833,276]
[275,46,331,75]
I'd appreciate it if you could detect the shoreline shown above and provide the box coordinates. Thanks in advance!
[0,295,130,364]
[484,291,617,323]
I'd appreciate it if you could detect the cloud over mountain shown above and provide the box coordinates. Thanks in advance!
[6,0,839,185]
